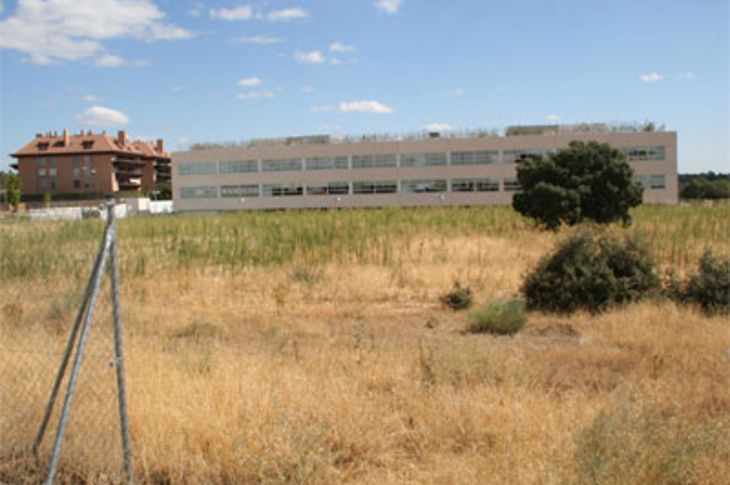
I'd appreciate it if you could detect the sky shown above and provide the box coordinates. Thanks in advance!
[0,0,728,173]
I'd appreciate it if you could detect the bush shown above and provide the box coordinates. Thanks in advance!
[522,231,659,313]
[669,250,729,315]
[468,299,527,334]
[439,281,473,310]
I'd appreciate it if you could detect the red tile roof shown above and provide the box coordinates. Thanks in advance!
[11,130,170,159]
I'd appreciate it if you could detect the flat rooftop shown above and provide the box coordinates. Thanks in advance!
[189,122,668,151]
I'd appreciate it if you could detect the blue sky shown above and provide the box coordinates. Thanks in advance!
[0,0,728,172]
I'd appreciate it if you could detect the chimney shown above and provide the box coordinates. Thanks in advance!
[36,133,43,138]
[156,138,165,153]
[63,128,69,146]
[118,130,127,145]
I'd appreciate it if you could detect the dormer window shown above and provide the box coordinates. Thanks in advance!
[37,142,49,151]
[82,140,94,149]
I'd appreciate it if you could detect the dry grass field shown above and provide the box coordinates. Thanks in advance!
[1,204,729,484]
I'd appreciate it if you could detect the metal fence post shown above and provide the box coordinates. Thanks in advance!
[109,203,134,483]
[43,202,115,485]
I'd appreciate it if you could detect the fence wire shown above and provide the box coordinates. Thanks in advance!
[1,279,125,482]
[1,205,130,484]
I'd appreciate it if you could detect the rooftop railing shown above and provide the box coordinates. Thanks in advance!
[189,121,666,151]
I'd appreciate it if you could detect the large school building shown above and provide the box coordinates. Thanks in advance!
[171,124,677,211]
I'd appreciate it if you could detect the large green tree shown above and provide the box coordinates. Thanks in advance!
[512,141,643,229]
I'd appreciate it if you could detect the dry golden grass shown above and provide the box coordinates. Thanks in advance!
[1,206,729,484]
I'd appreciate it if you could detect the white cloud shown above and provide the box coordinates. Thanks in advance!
[422,123,455,132]
[545,114,561,122]
[329,42,355,53]
[640,72,663,83]
[236,90,275,99]
[94,54,148,68]
[339,100,394,114]
[310,104,335,112]
[295,50,326,64]
[95,54,125,67]
[683,71,697,80]
[238,76,263,87]
[81,94,102,102]
[266,7,307,22]
[233,34,284,44]
[442,88,465,97]
[0,0,193,65]
[76,106,130,126]
[375,0,401,14]
[171,85,184,93]
[210,5,253,21]
[301,85,315,93]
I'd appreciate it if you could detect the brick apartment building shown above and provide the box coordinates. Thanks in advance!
[11,129,171,197]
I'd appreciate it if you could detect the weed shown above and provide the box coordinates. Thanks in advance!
[468,299,527,335]
[440,281,474,311]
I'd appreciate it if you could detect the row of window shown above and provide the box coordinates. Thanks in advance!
[179,146,666,176]
[37,155,94,166]
[181,173,669,199]
[622,146,665,161]
[180,177,521,199]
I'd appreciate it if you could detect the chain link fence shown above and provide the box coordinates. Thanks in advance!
[1,203,131,483]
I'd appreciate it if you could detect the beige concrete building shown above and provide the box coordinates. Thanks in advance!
[172,125,677,212]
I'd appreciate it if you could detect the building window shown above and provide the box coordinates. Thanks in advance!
[37,158,46,166]
[50,156,57,167]
[450,151,498,165]
[634,174,667,190]
[352,180,398,194]
[180,186,218,199]
[622,146,665,161]
[400,152,448,167]
[73,180,81,189]
[451,178,499,192]
[73,167,81,177]
[262,158,303,172]
[650,174,666,189]
[305,156,349,170]
[401,179,447,193]
[180,162,217,175]
[83,155,92,164]
[502,149,551,164]
[351,154,397,169]
[503,177,521,191]
[263,183,303,196]
[220,160,258,173]
[306,181,349,195]
[220,184,259,197]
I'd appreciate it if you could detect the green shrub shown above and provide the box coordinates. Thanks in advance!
[522,231,659,314]
[468,299,527,334]
[670,250,730,315]
[440,281,473,310]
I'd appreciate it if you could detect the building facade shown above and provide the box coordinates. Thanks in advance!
[11,129,171,197]
[172,126,677,212]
